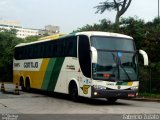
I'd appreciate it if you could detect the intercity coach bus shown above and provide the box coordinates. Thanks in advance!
[13,31,148,103]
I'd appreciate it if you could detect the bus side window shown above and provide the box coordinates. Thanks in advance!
[25,46,28,59]
[34,44,38,58]
[53,43,57,57]
[78,35,91,78]
[65,37,77,57]
[47,43,52,57]
[29,45,33,59]
[56,41,63,57]
[43,42,48,58]
[15,47,20,60]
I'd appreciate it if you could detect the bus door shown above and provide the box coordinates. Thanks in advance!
[78,35,92,97]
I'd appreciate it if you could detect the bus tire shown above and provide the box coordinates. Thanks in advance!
[107,98,118,103]
[20,77,25,91]
[25,78,31,92]
[69,81,79,102]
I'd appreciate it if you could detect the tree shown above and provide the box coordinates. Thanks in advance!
[73,19,114,32]
[95,0,132,28]
[24,35,40,42]
[119,17,146,50]
[0,29,23,82]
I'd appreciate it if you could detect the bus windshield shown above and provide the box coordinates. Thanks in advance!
[91,36,135,51]
[91,36,138,81]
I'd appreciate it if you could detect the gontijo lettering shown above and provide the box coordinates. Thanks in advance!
[24,62,38,68]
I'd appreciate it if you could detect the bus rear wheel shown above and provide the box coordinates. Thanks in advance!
[20,77,25,91]
[25,78,31,92]
[69,82,79,102]
[107,98,118,103]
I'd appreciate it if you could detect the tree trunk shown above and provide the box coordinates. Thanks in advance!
[115,12,120,32]
[114,0,132,32]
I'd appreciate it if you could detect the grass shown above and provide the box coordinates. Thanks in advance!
[138,92,160,99]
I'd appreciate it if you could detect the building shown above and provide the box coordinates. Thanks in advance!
[45,25,59,35]
[39,25,60,36]
[16,28,39,38]
[0,20,39,38]
[0,20,60,38]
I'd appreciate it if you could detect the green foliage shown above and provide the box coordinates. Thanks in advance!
[119,17,146,49]
[0,29,23,82]
[0,29,41,82]
[139,92,160,99]
[94,1,117,13]
[74,19,115,32]
[24,36,40,43]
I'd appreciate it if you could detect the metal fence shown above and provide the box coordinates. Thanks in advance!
[139,66,160,93]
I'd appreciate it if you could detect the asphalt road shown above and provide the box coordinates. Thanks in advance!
[0,84,160,120]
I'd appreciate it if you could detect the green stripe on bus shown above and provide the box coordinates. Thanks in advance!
[47,57,65,91]
[116,82,128,85]
[41,58,56,90]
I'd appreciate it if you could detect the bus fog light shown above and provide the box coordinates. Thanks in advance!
[131,86,138,90]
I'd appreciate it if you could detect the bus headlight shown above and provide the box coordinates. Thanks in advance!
[94,92,98,96]
[93,85,106,90]
[131,86,138,90]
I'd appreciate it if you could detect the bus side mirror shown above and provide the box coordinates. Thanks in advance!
[91,47,97,63]
[139,49,149,66]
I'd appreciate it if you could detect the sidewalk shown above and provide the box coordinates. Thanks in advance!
[132,97,160,102]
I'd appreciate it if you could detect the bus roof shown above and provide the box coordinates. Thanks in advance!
[15,34,67,47]
[75,31,133,39]
[15,31,133,47]
[39,34,66,41]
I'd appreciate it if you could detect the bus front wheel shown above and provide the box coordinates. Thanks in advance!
[69,82,79,102]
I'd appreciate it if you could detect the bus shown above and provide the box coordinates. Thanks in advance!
[13,31,148,103]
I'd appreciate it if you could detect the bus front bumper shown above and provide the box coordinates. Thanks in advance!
[91,88,138,98]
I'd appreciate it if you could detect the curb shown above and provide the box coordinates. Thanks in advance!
[129,97,160,102]
[0,82,13,84]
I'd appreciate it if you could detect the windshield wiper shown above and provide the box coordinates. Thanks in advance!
[111,52,132,82]
[119,64,132,82]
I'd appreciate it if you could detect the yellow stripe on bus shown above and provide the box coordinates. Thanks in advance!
[13,58,50,89]
[128,82,133,86]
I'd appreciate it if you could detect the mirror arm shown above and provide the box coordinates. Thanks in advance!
[139,49,149,66]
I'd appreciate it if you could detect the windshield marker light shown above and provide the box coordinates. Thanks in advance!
[128,94,135,97]
[103,73,110,78]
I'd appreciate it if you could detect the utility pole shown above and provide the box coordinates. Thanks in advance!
[158,0,160,19]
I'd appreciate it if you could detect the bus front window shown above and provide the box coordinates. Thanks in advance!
[91,36,138,81]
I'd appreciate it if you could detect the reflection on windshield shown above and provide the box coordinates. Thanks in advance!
[91,36,138,81]
[91,36,135,51]
[92,51,138,81]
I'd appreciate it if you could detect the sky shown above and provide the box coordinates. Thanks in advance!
[0,0,159,33]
